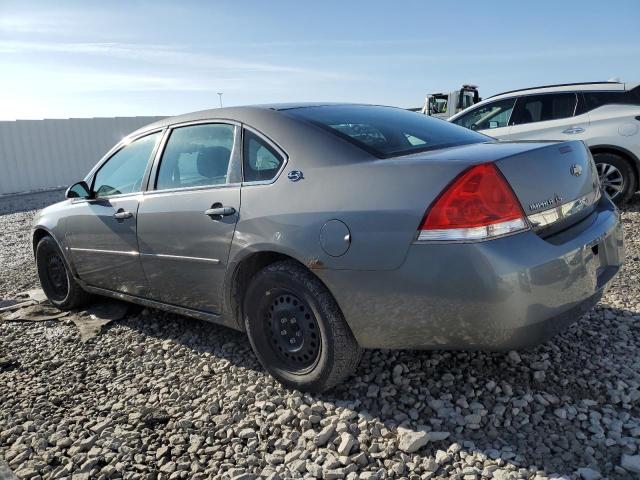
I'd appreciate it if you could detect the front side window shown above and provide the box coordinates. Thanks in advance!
[284,105,486,158]
[243,130,285,182]
[512,93,577,125]
[452,98,516,131]
[156,124,235,190]
[93,132,161,198]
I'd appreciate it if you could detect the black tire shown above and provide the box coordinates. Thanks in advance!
[244,260,362,392]
[36,236,91,310]
[593,152,637,205]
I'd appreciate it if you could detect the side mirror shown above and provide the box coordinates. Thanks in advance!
[66,181,92,199]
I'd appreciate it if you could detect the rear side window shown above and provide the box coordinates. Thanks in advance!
[512,93,577,125]
[583,90,640,110]
[452,98,516,131]
[283,105,486,158]
[156,124,235,190]
[243,130,285,182]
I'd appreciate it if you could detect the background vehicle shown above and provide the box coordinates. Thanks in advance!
[449,81,640,204]
[420,84,481,119]
[32,104,622,392]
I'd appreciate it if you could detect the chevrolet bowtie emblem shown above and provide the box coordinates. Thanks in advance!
[570,164,583,177]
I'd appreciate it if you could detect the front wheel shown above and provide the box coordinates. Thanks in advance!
[244,260,362,392]
[593,152,636,205]
[36,236,91,309]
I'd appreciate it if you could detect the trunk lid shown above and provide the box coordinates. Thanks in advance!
[400,139,601,235]
[494,140,600,232]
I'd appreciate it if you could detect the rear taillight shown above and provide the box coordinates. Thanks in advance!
[418,163,528,241]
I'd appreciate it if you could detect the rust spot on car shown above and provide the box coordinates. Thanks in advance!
[306,257,324,269]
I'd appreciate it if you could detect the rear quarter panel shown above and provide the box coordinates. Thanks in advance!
[230,150,464,273]
[585,105,640,158]
[228,137,567,273]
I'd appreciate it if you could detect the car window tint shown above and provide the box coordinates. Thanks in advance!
[284,105,486,158]
[512,93,577,125]
[330,123,387,149]
[451,98,516,131]
[93,132,161,198]
[156,124,234,190]
[583,91,640,110]
[243,130,284,182]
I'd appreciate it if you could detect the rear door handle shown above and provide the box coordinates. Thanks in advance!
[562,126,585,134]
[204,206,236,217]
[113,210,133,220]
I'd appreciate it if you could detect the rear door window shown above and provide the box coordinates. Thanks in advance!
[156,124,235,190]
[511,93,577,125]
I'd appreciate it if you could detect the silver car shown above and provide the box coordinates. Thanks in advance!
[33,104,624,392]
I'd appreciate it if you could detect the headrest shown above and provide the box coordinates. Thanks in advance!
[197,146,231,178]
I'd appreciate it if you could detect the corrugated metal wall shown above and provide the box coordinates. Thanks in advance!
[0,116,165,195]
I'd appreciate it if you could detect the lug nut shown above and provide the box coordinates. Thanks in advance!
[280,330,287,336]
[289,339,295,344]
[280,318,286,324]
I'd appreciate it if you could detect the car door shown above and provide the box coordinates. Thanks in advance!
[508,92,590,141]
[65,131,163,295]
[136,122,241,313]
[450,97,517,140]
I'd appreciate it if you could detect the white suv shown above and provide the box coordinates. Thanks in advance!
[449,81,640,204]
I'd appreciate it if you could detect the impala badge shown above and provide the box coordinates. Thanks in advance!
[529,194,563,212]
[570,164,583,177]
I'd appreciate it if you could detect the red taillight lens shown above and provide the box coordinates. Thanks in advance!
[418,163,527,241]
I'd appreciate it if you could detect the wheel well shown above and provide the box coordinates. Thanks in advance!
[590,145,640,190]
[32,228,51,255]
[228,251,310,331]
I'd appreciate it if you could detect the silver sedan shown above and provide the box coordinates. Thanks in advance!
[32,104,624,391]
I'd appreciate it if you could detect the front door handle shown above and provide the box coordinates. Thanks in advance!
[562,126,585,134]
[204,206,236,217]
[113,210,133,220]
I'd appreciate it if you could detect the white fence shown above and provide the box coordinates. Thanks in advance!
[0,116,165,195]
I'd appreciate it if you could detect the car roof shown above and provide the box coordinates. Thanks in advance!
[449,81,639,122]
[129,103,384,137]
[487,81,639,100]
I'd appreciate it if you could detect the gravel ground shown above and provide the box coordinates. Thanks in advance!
[0,190,64,300]
[1,192,639,480]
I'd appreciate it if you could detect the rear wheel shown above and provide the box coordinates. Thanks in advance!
[593,152,636,205]
[36,236,91,309]
[244,260,362,392]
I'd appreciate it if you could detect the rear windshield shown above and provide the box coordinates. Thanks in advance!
[282,105,487,158]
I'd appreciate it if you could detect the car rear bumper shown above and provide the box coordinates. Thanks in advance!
[318,196,624,350]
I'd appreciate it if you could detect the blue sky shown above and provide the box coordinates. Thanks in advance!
[1,0,639,120]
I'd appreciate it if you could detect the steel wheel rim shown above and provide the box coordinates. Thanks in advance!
[596,162,624,199]
[264,291,321,371]
[46,252,68,299]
